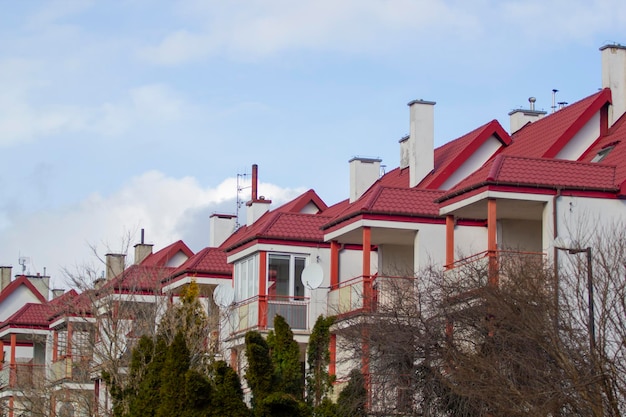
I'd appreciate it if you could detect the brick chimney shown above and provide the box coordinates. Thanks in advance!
[210,214,237,247]
[601,43,626,127]
[246,164,271,226]
[0,266,12,291]
[349,157,381,203]
[509,97,546,133]
[105,253,126,280]
[405,99,435,187]
[134,229,153,265]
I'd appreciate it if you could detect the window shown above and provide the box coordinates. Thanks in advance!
[591,142,619,162]
[268,254,306,299]
[235,255,258,301]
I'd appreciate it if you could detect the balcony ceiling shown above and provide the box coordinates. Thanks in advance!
[448,198,545,221]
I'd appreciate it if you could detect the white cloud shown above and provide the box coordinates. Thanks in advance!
[140,0,479,65]
[0,80,190,146]
[0,171,305,288]
[141,0,626,65]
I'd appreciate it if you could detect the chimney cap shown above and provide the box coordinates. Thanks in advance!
[407,99,436,106]
[210,213,237,219]
[349,156,382,163]
[600,43,626,52]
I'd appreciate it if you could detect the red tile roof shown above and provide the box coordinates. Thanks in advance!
[164,247,231,284]
[419,119,511,189]
[140,240,193,267]
[100,264,175,294]
[503,89,611,159]
[437,90,617,202]
[579,111,626,192]
[0,303,52,330]
[222,190,349,252]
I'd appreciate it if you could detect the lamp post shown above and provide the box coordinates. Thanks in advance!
[554,242,595,354]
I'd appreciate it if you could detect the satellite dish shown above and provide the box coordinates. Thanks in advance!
[301,263,324,290]
[213,284,235,308]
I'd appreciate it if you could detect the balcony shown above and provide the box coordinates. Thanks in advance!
[328,275,417,317]
[443,250,547,302]
[50,357,92,384]
[0,363,45,390]
[229,295,309,334]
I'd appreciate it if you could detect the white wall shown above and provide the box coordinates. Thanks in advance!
[440,135,503,190]
[554,112,601,161]
[0,286,43,322]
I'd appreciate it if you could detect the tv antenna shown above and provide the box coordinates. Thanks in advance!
[18,256,29,274]
[236,168,251,229]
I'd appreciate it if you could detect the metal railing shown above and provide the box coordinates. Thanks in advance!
[230,295,309,333]
[50,356,92,383]
[327,275,417,317]
[0,363,46,389]
[443,250,547,300]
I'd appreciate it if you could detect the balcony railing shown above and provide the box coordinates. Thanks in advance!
[230,295,309,334]
[50,357,92,383]
[328,275,417,317]
[444,250,547,301]
[0,363,46,389]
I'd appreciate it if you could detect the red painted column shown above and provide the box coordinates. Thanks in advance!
[258,251,268,329]
[487,199,498,286]
[67,322,73,358]
[446,215,455,268]
[53,331,58,361]
[94,378,100,416]
[330,240,339,288]
[9,334,16,386]
[230,348,238,371]
[329,333,337,377]
[0,340,4,371]
[362,227,372,311]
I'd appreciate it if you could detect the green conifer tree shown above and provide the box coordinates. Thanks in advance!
[211,361,250,417]
[156,331,191,417]
[244,331,274,406]
[337,369,367,417]
[267,315,304,399]
[306,315,336,409]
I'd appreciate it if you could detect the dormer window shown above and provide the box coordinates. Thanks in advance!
[591,142,619,162]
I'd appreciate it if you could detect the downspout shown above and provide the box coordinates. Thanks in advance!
[553,189,561,319]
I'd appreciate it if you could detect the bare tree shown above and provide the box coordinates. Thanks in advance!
[334,229,626,416]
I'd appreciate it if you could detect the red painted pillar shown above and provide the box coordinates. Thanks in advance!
[258,251,268,329]
[9,334,16,387]
[0,340,4,371]
[53,331,58,361]
[362,227,372,311]
[446,215,455,268]
[329,333,337,377]
[487,198,498,286]
[330,240,339,288]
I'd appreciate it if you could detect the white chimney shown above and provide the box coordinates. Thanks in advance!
[509,97,547,133]
[1,266,12,291]
[601,44,626,127]
[246,164,271,226]
[210,214,237,247]
[52,289,65,299]
[134,229,153,265]
[407,99,436,187]
[27,273,50,300]
[349,157,381,203]
[105,253,126,280]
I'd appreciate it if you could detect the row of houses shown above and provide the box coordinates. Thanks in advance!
[2,43,626,416]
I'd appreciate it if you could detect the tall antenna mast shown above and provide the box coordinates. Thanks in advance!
[235,168,251,229]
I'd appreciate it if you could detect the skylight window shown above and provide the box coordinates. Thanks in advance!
[591,144,617,163]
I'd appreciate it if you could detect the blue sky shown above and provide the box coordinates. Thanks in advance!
[0,0,624,288]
